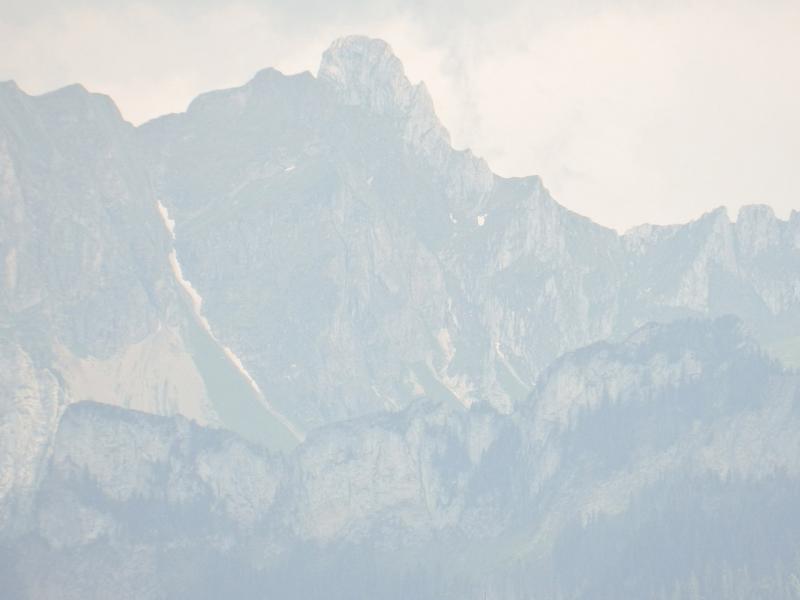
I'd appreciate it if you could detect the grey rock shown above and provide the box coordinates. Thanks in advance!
[3,318,800,598]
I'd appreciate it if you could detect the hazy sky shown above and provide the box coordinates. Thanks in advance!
[1,0,798,231]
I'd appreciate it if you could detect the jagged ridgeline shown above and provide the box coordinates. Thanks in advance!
[1,35,799,599]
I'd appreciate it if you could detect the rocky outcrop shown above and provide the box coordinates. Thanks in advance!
[0,79,298,449]
[134,37,800,430]
[4,36,796,439]
[1,35,799,597]
[3,318,800,598]
[0,341,62,536]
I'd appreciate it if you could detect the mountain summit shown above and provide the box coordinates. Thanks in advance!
[319,36,416,112]
[2,35,798,437]
[1,35,799,598]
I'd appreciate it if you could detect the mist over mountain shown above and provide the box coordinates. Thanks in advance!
[1,36,799,598]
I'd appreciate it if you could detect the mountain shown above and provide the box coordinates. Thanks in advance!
[2,36,798,439]
[0,34,799,598]
[0,75,303,459]
[139,36,800,433]
[2,317,799,598]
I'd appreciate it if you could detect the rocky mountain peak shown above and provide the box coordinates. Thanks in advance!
[318,35,492,207]
[736,204,782,252]
[318,36,415,114]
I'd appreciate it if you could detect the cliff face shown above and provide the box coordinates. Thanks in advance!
[2,37,797,441]
[0,81,171,358]
[3,318,799,598]
[1,35,799,598]
[140,37,799,431]
[0,341,62,535]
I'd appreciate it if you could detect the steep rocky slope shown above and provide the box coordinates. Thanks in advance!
[139,36,800,431]
[2,318,799,598]
[2,36,797,438]
[0,79,301,455]
[0,35,798,598]
[0,79,210,418]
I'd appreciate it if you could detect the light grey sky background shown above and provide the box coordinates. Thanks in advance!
[1,0,798,231]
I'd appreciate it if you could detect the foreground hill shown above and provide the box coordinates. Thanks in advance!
[2,318,799,598]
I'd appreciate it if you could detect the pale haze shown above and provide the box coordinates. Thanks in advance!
[1,0,797,231]
[3,10,800,597]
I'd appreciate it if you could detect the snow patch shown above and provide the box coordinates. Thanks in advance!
[156,200,176,239]
[446,297,459,328]
[406,370,425,397]
[440,372,474,408]
[157,200,304,443]
[221,346,263,394]
[168,250,212,334]
[284,165,295,172]
[436,328,455,364]
[494,340,526,387]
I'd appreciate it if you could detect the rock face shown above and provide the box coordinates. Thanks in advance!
[138,36,800,431]
[0,341,62,536]
[0,79,207,411]
[0,82,169,357]
[2,36,797,436]
[1,34,799,598]
[2,318,800,599]
[0,78,301,452]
